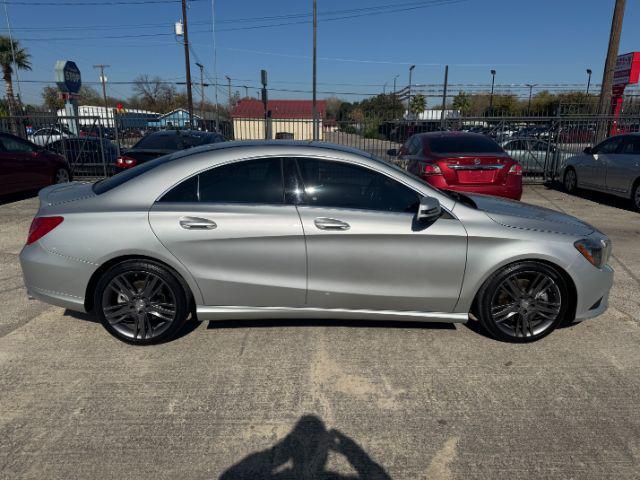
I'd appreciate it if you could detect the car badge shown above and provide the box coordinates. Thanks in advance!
[474,158,481,165]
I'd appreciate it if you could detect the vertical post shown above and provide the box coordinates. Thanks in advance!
[181,0,194,126]
[393,74,398,97]
[440,65,449,129]
[312,0,318,140]
[244,85,248,98]
[598,0,626,117]
[196,62,204,122]
[94,64,110,129]
[586,68,592,95]
[408,65,415,114]
[261,69,269,140]
[489,69,496,114]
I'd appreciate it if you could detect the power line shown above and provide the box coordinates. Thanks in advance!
[3,0,204,5]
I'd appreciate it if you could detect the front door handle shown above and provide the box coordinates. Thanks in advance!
[179,216,217,230]
[314,217,350,231]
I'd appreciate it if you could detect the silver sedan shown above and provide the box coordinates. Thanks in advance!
[20,141,613,344]
[562,133,640,210]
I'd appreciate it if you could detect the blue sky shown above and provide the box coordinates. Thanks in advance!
[5,0,640,106]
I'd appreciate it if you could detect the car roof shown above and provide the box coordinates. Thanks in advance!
[414,131,492,140]
[147,129,218,137]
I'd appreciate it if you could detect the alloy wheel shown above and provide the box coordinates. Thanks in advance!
[490,271,562,338]
[101,271,177,340]
[55,168,70,183]
[634,186,640,210]
[564,169,576,192]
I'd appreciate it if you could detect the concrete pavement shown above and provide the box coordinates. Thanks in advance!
[1,186,639,479]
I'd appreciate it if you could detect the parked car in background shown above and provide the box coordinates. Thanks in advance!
[48,137,119,176]
[20,141,613,344]
[562,133,640,210]
[390,132,522,200]
[0,132,71,196]
[115,129,225,172]
[501,138,574,175]
[28,126,76,146]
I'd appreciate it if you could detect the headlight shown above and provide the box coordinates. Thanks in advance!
[574,238,611,268]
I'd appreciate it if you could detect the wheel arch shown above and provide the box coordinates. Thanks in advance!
[470,257,577,323]
[84,254,197,314]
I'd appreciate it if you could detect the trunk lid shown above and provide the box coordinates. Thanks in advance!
[435,153,512,185]
[38,181,95,207]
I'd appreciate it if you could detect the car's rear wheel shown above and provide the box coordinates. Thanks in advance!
[563,167,577,193]
[476,262,569,342]
[94,260,189,345]
[631,180,640,211]
[54,167,71,184]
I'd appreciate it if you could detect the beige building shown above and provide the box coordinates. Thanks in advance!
[232,99,326,141]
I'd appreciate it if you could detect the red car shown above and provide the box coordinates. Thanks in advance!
[0,132,71,196]
[391,132,522,200]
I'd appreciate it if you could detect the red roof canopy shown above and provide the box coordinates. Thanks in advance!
[232,99,326,119]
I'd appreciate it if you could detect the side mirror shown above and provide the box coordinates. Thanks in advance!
[416,196,441,222]
[583,146,593,155]
[386,148,398,157]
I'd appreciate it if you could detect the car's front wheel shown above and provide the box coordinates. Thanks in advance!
[476,261,570,342]
[94,260,189,344]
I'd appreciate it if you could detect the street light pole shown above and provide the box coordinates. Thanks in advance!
[383,82,387,95]
[393,74,399,97]
[181,0,194,126]
[526,84,536,113]
[408,65,415,114]
[225,75,232,107]
[195,62,205,120]
[243,85,249,98]
[312,0,318,140]
[489,69,496,113]
[586,68,592,95]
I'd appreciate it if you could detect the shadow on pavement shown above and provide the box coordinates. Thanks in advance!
[547,181,636,213]
[0,190,38,206]
[207,318,456,331]
[219,415,391,480]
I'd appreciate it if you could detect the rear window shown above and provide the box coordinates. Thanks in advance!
[92,153,180,194]
[429,135,503,154]
[134,132,220,150]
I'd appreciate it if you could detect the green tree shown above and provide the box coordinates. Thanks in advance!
[409,93,426,117]
[42,85,64,111]
[0,36,31,132]
[452,91,471,115]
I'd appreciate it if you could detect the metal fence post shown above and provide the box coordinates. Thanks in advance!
[112,109,121,159]
[98,121,107,178]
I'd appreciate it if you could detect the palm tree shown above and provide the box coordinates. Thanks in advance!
[0,36,31,132]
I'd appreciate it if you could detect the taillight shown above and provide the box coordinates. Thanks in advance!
[116,155,137,169]
[26,216,64,245]
[508,163,522,176]
[421,163,443,176]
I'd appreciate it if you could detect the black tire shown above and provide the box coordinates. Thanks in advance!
[476,261,570,343]
[94,260,190,345]
[563,167,577,194]
[631,180,640,212]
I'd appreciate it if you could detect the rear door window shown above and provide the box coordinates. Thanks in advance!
[593,136,624,154]
[620,136,640,154]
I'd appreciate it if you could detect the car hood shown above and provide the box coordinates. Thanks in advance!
[38,181,95,206]
[465,193,594,236]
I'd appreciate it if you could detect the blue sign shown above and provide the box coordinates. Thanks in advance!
[55,60,81,94]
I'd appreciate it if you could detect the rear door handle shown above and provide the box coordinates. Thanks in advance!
[314,217,350,231]
[179,216,217,230]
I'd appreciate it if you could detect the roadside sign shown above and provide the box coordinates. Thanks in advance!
[54,60,82,94]
[613,52,640,87]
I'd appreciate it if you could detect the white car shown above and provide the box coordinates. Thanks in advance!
[28,127,75,146]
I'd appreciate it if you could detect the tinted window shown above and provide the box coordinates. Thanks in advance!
[134,131,220,150]
[620,136,640,154]
[296,158,419,213]
[593,136,624,154]
[199,158,283,203]
[160,158,284,204]
[428,135,503,154]
[93,153,181,194]
[1,135,35,153]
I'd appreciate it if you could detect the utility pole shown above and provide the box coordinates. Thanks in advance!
[195,62,205,119]
[243,85,249,98]
[225,75,232,107]
[181,0,194,126]
[408,64,415,113]
[383,82,387,95]
[93,64,111,126]
[393,74,399,98]
[598,0,626,116]
[526,84,537,113]
[312,0,318,140]
[441,65,449,129]
[489,69,496,114]
[586,68,593,95]
[261,69,269,140]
